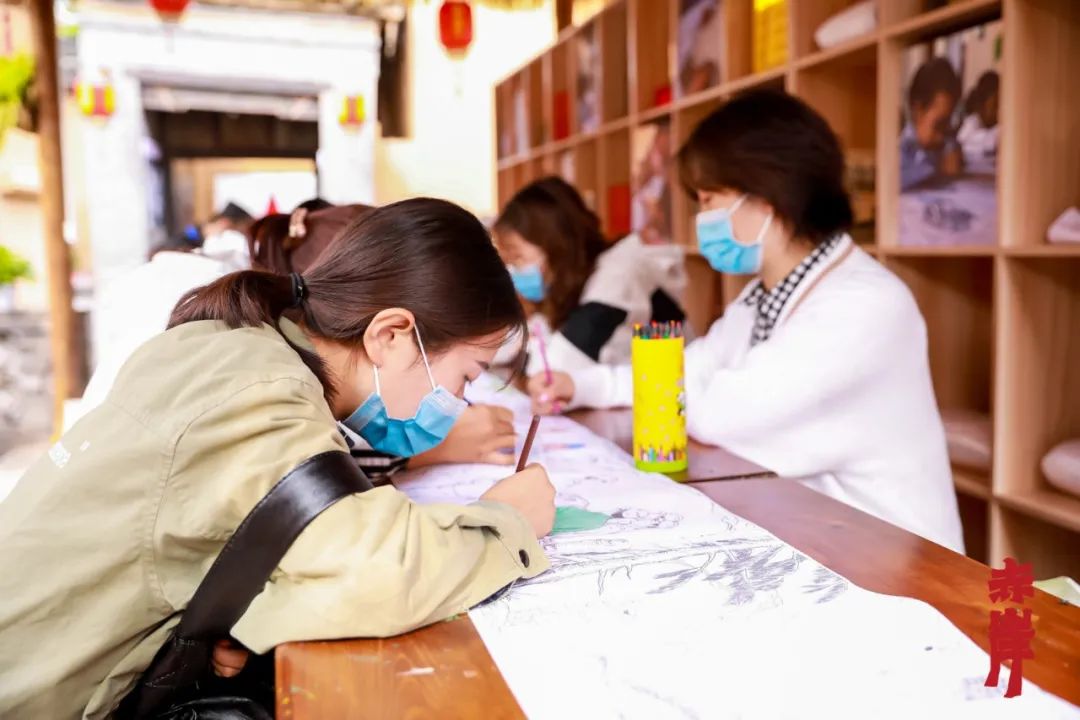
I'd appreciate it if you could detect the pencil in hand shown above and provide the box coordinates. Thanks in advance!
[532,322,562,414]
[516,415,541,472]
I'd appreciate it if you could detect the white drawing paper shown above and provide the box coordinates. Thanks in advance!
[390,374,1079,719]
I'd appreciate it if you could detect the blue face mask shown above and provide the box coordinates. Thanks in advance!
[508,263,546,302]
[695,195,773,275]
[342,328,467,458]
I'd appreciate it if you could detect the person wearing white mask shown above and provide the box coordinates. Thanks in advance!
[528,89,964,553]
[198,227,251,272]
[77,234,243,422]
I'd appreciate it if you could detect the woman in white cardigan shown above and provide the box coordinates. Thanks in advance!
[529,90,964,553]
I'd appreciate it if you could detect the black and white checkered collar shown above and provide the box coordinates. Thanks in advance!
[743,234,843,347]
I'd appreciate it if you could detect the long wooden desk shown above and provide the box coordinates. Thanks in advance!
[276,479,1080,717]
[567,407,773,482]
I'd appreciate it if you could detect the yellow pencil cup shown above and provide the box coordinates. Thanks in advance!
[631,336,688,473]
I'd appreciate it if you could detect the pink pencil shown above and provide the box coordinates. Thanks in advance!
[532,321,561,413]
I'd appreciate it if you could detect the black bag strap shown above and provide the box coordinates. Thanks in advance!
[177,450,373,638]
[119,450,372,718]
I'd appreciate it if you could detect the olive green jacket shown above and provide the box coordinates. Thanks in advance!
[0,319,547,719]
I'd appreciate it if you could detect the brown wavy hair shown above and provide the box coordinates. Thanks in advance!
[493,176,607,330]
[170,198,527,402]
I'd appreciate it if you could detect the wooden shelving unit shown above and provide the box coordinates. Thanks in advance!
[495,0,1080,577]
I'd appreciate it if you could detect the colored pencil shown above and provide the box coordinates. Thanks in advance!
[517,415,541,472]
[533,321,553,385]
[633,321,684,340]
[533,321,562,413]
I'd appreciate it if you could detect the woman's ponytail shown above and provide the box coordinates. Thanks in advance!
[168,270,294,330]
[167,270,335,399]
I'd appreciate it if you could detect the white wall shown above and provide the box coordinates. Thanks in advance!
[374,1,554,217]
[74,0,380,288]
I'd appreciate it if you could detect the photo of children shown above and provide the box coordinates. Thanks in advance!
[631,119,673,245]
[677,0,724,97]
[576,24,600,133]
[898,20,1001,247]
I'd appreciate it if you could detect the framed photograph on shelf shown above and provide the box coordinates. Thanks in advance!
[898,20,1002,247]
[677,0,724,98]
[631,119,673,245]
[576,24,600,133]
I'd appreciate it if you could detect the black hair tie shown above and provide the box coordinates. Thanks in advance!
[289,272,307,307]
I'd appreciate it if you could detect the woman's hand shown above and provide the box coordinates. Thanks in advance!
[411,404,517,467]
[212,639,249,678]
[480,463,556,538]
[527,371,575,415]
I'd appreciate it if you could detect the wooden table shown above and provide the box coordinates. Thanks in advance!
[276,479,1080,717]
[567,407,773,482]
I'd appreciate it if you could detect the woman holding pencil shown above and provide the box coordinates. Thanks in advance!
[0,199,555,719]
[528,89,964,554]
[492,176,689,379]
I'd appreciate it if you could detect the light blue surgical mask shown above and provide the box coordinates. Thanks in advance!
[508,263,547,302]
[695,195,773,275]
[342,328,467,458]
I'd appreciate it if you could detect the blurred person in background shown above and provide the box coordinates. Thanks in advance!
[201,202,255,271]
[79,233,239,419]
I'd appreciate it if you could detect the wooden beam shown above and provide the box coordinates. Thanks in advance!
[27,0,79,435]
[555,0,571,32]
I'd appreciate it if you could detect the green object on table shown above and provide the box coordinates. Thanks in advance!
[1034,577,1080,606]
[551,506,610,535]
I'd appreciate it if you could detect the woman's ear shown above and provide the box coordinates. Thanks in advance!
[363,308,416,367]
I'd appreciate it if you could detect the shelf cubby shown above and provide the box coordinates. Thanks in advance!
[994,257,1080,539]
[598,126,631,241]
[992,505,1080,581]
[957,492,990,564]
[885,0,1002,41]
[526,60,545,149]
[631,0,672,112]
[794,41,877,244]
[999,0,1080,252]
[550,40,573,142]
[790,0,876,61]
[719,0,754,83]
[888,256,994,415]
[576,139,600,213]
[599,1,630,123]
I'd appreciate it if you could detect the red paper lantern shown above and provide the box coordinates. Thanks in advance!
[149,0,191,23]
[439,1,473,55]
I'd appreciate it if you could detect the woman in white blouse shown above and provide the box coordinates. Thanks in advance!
[529,89,964,553]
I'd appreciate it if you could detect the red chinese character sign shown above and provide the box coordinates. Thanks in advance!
[439,1,473,57]
[986,556,1035,698]
[988,556,1035,604]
